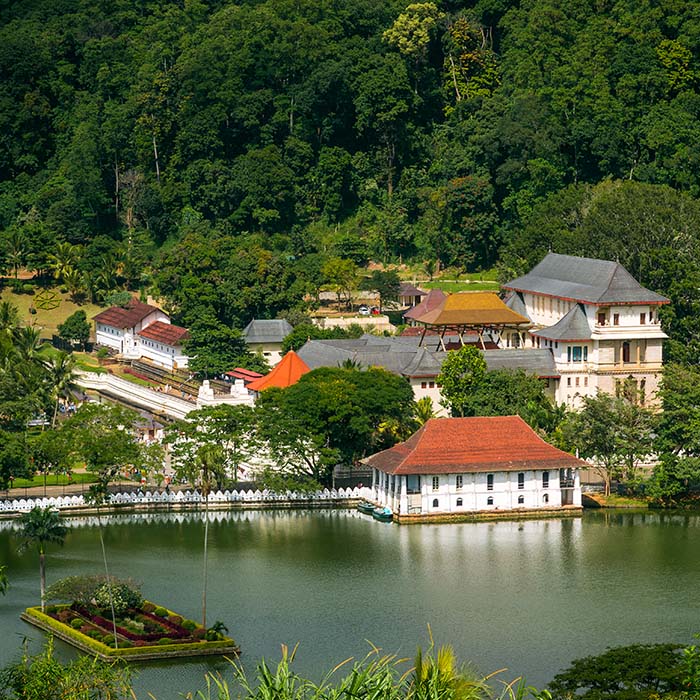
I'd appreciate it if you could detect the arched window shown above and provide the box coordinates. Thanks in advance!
[432,498,439,508]
[487,496,494,506]
[543,493,549,504]
[456,498,463,507]
[518,495,524,505]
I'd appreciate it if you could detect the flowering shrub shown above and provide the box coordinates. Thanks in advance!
[94,582,144,617]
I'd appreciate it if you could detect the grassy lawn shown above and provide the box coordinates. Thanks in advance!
[584,492,650,508]
[422,280,501,292]
[11,472,99,488]
[1,285,106,339]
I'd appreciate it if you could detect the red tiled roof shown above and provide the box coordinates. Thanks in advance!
[137,321,189,346]
[93,299,162,329]
[364,416,586,475]
[226,368,264,382]
[403,288,447,321]
[247,351,310,392]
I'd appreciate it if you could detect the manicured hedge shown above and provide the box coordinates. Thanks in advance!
[22,607,238,661]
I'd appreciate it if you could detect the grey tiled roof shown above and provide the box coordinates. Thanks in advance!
[503,253,669,304]
[243,319,294,344]
[531,304,592,341]
[504,292,531,321]
[298,337,559,380]
[401,347,445,377]
[482,349,560,378]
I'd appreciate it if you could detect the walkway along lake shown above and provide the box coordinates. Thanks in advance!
[1,509,699,698]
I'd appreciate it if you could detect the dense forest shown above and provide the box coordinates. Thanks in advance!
[3,0,700,358]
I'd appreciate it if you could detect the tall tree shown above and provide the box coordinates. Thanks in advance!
[17,507,68,612]
[437,346,487,417]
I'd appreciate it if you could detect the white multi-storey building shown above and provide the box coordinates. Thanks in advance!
[503,253,669,407]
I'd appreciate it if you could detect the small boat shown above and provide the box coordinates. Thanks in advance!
[372,506,393,523]
[357,501,375,515]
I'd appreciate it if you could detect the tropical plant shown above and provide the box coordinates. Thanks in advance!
[0,638,132,700]
[41,351,78,428]
[17,507,68,611]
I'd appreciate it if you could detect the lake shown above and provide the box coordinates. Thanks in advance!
[1,508,699,698]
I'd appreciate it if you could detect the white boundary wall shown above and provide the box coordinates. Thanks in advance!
[0,487,370,516]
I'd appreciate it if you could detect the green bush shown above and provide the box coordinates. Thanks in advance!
[96,347,109,359]
[94,582,144,617]
[119,640,133,649]
[157,638,172,645]
[70,618,83,629]
[154,606,168,617]
[102,634,115,645]
[181,619,197,631]
[141,601,156,613]
[168,614,183,625]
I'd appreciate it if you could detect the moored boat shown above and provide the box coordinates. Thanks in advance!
[357,501,375,515]
[372,506,393,523]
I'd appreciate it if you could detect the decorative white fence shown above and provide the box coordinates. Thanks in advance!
[0,487,368,515]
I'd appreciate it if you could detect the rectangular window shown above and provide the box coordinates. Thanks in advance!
[622,342,631,363]
[575,377,580,387]
[487,474,494,491]
[583,346,588,361]
[567,377,572,387]
[567,347,572,362]
[614,313,620,325]
[640,312,646,325]
[428,381,435,388]
[432,476,439,491]
[421,382,427,389]
[597,312,606,325]
[572,346,582,362]
[456,475,463,490]
[518,473,525,490]
[584,376,588,387]
[542,471,549,489]
[406,475,421,494]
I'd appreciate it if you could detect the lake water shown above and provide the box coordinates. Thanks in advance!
[1,508,699,698]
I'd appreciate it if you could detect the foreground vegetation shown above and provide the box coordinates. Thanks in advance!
[2,637,699,700]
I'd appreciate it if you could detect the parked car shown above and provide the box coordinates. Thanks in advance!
[358,305,370,315]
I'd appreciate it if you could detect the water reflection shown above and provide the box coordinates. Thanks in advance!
[1,510,699,699]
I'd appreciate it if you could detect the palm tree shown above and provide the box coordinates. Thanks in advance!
[12,325,42,363]
[414,396,437,427]
[6,229,27,280]
[0,301,20,333]
[42,351,78,428]
[18,507,68,611]
[46,241,81,283]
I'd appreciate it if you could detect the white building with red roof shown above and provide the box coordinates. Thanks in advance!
[363,416,584,521]
[93,299,169,355]
[137,321,190,370]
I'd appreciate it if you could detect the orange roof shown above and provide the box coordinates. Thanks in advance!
[413,292,530,327]
[247,351,311,392]
[364,416,587,475]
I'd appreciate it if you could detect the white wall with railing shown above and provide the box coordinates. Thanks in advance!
[0,487,370,516]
